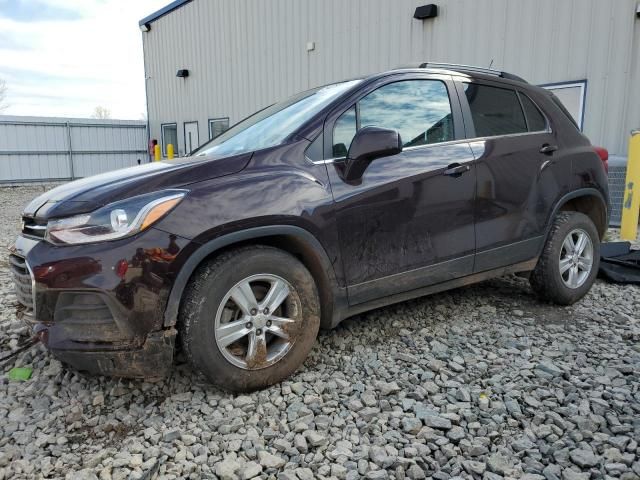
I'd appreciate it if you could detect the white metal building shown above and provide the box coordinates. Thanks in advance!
[141,0,640,163]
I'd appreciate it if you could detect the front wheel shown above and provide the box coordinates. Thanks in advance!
[529,211,600,305]
[179,246,320,392]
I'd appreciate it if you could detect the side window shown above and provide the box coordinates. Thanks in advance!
[464,83,527,137]
[330,79,454,158]
[332,106,357,157]
[359,80,454,147]
[519,94,547,132]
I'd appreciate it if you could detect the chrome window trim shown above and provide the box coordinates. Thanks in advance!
[465,129,552,143]
[309,138,474,165]
[309,129,552,165]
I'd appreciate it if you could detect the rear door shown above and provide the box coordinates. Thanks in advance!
[458,80,568,272]
[323,74,477,305]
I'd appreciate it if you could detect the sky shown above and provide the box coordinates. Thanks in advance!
[0,0,168,119]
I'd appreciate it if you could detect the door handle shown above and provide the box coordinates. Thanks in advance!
[443,163,470,177]
[540,144,558,155]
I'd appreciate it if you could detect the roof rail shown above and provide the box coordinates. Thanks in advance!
[419,62,528,84]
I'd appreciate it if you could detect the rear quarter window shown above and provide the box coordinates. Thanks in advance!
[519,93,548,132]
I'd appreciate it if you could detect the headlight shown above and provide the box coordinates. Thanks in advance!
[45,190,187,245]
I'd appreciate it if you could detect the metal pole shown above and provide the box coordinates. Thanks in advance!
[66,121,75,180]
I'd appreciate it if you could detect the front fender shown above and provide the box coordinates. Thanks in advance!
[163,225,346,329]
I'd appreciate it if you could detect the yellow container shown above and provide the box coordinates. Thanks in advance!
[620,131,640,241]
[167,144,174,160]
[154,144,161,162]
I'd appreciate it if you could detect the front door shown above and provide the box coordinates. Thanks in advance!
[184,121,199,155]
[324,77,477,305]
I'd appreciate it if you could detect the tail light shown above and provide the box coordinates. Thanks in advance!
[594,146,609,174]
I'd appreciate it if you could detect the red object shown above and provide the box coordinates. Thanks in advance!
[115,259,128,278]
[148,139,158,155]
[594,146,609,174]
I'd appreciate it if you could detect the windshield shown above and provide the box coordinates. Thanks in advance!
[195,80,362,157]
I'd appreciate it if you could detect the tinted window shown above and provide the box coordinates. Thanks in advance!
[359,80,454,147]
[332,106,357,157]
[520,94,547,132]
[464,84,527,137]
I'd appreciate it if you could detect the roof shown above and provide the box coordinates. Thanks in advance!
[139,0,192,27]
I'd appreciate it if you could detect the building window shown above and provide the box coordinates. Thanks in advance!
[161,123,178,156]
[209,117,230,140]
[464,83,527,137]
[540,80,587,131]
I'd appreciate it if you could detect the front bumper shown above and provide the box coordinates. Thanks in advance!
[9,229,190,379]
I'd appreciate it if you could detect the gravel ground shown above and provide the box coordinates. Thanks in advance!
[0,184,639,480]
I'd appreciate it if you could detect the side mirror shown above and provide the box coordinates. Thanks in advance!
[343,126,402,182]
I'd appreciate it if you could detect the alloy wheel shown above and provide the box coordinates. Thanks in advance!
[558,228,593,289]
[214,274,300,369]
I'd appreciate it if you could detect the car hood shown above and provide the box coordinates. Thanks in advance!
[24,153,252,220]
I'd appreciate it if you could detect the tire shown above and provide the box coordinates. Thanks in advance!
[530,211,600,305]
[179,245,320,392]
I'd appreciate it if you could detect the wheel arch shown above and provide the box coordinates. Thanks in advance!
[547,188,609,241]
[165,225,344,330]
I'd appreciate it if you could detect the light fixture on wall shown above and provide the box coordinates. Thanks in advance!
[636,2,640,17]
[176,69,189,78]
[414,4,438,20]
[139,23,151,32]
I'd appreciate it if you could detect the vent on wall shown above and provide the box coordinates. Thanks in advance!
[608,156,629,226]
[414,4,438,20]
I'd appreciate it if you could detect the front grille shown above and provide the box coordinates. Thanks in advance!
[9,254,35,312]
[22,216,46,239]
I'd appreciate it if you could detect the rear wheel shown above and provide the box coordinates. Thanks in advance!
[529,211,600,305]
[179,246,320,392]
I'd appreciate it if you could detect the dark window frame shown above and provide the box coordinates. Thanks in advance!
[183,120,199,155]
[539,79,587,131]
[161,122,178,157]
[208,117,230,140]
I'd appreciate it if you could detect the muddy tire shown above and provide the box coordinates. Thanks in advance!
[179,245,320,392]
[530,211,600,305]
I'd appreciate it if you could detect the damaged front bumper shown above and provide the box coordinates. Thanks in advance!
[9,230,188,379]
[50,329,176,379]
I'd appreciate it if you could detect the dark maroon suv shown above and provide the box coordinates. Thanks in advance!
[10,64,609,391]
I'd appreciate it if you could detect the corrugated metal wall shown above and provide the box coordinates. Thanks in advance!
[143,0,640,158]
[0,116,148,182]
